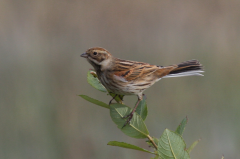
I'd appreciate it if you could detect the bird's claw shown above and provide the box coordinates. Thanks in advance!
[122,113,133,128]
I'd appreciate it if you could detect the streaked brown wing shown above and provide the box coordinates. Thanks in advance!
[112,59,160,81]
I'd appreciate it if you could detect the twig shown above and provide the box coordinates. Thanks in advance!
[147,135,158,150]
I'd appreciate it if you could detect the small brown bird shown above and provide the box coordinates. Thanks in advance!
[81,47,203,127]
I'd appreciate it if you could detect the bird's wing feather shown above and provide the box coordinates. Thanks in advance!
[112,59,159,81]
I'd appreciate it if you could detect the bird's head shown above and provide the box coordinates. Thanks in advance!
[81,47,113,71]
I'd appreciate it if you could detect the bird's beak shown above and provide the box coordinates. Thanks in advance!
[81,53,88,58]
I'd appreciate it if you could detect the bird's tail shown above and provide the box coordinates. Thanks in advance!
[162,60,204,78]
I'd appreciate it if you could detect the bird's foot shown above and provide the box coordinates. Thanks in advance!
[122,112,134,128]
[109,94,118,105]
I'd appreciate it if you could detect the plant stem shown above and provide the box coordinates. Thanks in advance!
[147,135,158,150]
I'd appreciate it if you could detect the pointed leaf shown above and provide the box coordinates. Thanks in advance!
[87,71,107,92]
[110,103,149,139]
[107,141,155,154]
[175,117,188,136]
[136,95,148,121]
[187,139,200,154]
[158,129,190,159]
[79,95,109,109]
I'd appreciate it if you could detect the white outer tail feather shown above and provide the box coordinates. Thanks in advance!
[162,70,204,78]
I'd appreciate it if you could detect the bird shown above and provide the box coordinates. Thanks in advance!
[81,47,204,128]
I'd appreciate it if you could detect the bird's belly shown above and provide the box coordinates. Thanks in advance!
[104,83,139,95]
[101,79,153,95]
[100,77,137,95]
[99,72,161,95]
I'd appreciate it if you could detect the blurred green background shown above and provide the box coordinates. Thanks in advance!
[1,0,240,158]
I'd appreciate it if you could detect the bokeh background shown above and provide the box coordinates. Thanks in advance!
[1,0,240,158]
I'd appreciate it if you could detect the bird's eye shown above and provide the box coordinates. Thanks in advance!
[93,52,98,55]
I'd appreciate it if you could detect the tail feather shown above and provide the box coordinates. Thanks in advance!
[162,60,204,78]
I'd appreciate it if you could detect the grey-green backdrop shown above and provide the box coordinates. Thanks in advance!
[1,0,240,159]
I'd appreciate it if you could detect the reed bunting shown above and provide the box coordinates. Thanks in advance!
[81,47,203,127]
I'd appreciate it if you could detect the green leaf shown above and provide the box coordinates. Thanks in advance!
[107,141,155,154]
[136,95,148,121]
[87,71,107,92]
[110,103,149,139]
[158,129,190,159]
[79,95,109,109]
[187,139,200,154]
[221,155,224,159]
[175,117,188,136]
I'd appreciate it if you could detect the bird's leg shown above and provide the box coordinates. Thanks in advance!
[119,95,124,101]
[109,94,118,105]
[122,94,143,128]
